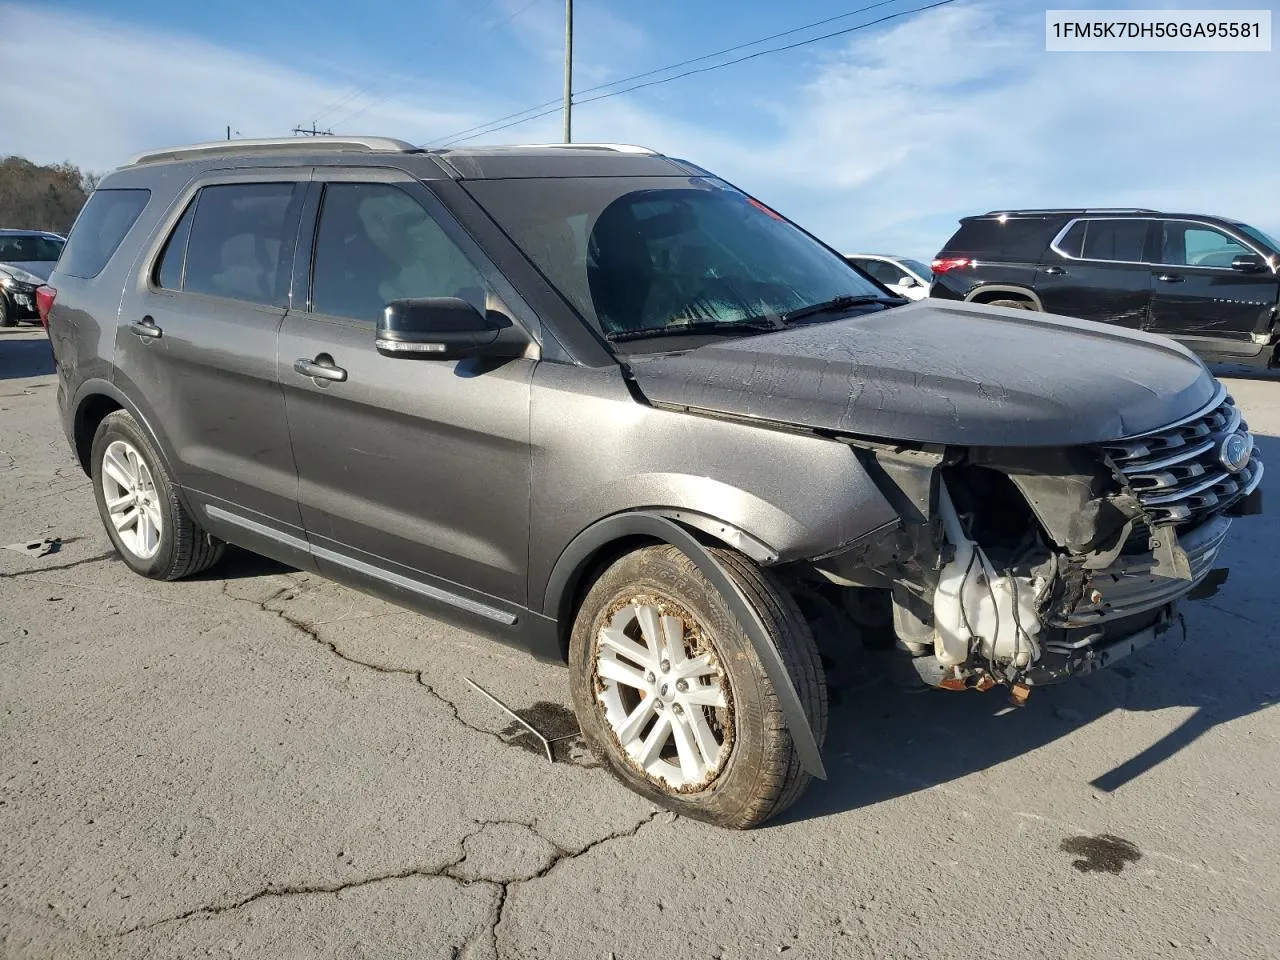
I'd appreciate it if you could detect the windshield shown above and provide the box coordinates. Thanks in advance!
[1233,223,1280,255]
[464,176,885,339]
[0,234,63,263]
[901,258,933,281]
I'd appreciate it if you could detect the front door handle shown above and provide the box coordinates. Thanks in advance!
[1043,266,1066,276]
[1156,273,1184,283]
[294,356,347,382]
[129,317,163,339]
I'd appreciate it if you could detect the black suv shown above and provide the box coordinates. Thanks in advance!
[930,208,1280,367]
[41,140,1262,828]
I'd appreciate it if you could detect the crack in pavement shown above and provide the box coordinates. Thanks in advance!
[111,811,667,957]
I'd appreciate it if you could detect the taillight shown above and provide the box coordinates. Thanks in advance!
[931,257,972,273]
[36,285,56,330]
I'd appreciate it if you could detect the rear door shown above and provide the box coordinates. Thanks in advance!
[1034,217,1155,327]
[1147,220,1280,348]
[115,171,311,564]
[278,169,536,624]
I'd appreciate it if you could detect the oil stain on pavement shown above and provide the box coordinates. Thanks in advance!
[1060,834,1143,874]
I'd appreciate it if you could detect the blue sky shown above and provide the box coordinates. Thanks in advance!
[4,0,1279,255]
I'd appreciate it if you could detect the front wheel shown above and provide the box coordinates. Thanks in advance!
[0,296,14,327]
[91,410,224,580]
[569,544,827,829]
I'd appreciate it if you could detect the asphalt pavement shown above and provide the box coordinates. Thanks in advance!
[2,325,1278,959]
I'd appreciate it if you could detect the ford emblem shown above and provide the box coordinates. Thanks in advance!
[1219,432,1253,474]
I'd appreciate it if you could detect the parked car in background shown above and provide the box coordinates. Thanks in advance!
[0,228,65,326]
[929,208,1280,367]
[845,253,931,300]
[44,139,1262,828]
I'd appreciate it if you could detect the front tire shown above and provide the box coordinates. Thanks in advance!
[0,296,14,327]
[91,410,224,580]
[569,544,827,829]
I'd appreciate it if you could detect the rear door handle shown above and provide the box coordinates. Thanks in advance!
[1156,273,1184,283]
[294,356,347,382]
[129,318,162,339]
[1043,266,1066,276]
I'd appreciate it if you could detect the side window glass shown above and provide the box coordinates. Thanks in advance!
[311,183,492,323]
[1162,223,1250,268]
[859,260,896,283]
[183,183,298,306]
[154,199,197,290]
[1081,220,1146,262]
[58,189,151,279]
[1055,221,1086,258]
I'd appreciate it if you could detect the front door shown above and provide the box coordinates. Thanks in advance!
[278,173,535,622]
[1147,220,1280,350]
[115,174,310,558]
[1034,217,1154,328]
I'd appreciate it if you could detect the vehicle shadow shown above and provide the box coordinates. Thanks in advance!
[782,433,1279,826]
[0,334,55,379]
[194,545,295,581]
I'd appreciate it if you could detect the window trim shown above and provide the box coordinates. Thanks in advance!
[140,168,312,309]
[1049,216,1273,272]
[297,171,543,345]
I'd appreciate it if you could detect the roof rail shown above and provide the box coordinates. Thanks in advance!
[123,136,421,167]
[499,142,658,154]
[981,207,1159,216]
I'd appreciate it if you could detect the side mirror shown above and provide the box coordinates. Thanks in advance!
[1230,253,1267,273]
[898,275,918,288]
[376,297,507,360]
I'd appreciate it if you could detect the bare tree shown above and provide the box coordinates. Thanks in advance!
[0,156,99,233]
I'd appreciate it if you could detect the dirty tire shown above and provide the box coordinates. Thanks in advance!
[91,410,224,580]
[0,297,13,327]
[569,544,827,829]
[987,298,1037,310]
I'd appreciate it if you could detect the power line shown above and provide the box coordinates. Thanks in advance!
[435,0,956,147]
[425,0,916,145]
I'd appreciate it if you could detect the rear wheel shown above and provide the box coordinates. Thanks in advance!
[569,544,827,829]
[91,410,224,580]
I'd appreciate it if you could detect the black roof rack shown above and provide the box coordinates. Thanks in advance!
[980,207,1159,216]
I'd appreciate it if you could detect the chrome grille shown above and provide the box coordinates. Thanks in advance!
[1102,388,1263,527]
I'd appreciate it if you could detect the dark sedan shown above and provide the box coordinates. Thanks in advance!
[1,229,64,326]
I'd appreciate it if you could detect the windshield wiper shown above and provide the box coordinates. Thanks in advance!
[605,318,784,343]
[780,294,903,325]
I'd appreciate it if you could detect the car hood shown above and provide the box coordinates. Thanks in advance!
[624,299,1217,447]
[0,260,53,282]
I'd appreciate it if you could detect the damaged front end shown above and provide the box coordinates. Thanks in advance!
[807,386,1264,693]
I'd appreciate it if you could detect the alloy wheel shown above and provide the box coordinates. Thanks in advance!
[100,439,163,560]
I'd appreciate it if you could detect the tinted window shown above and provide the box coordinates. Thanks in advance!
[901,258,933,281]
[1081,219,1148,262]
[58,189,150,278]
[183,183,298,306]
[0,235,63,262]
[939,218,1060,260]
[154,200,196,290]
[1055,221,1086,258]
[311,183,491,322]
[1161,223,1251,268]
[854,258,902,284]
[466,176,885,337]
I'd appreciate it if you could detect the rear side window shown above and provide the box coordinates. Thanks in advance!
[856,259,905,284]
[154,199,196,290]
[182,183,299,306]
[1054,221,1086,258]
[58,189,151,279]
[1081,219,1148,262]
[939,218,1060,260]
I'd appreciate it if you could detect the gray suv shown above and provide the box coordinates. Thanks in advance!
[42,138,1263,828]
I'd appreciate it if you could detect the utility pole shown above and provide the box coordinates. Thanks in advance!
[562,0,573,143]
[292,123,333,137]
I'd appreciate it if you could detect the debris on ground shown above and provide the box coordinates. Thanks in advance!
[3,537,60,558]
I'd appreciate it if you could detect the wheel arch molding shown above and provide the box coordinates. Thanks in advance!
[542,510,827,780]
[71,379,177,481]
